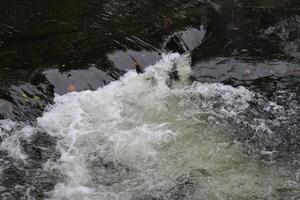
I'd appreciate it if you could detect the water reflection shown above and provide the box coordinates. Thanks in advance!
[163,26,207,53]
[44,67,113,95]
[193,58,300,83]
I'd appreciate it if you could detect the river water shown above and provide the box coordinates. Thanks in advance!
[0,0,300,199]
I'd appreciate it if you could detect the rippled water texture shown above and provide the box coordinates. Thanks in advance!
[0,0,300,199]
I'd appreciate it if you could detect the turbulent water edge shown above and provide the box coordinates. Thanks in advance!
[0,53,299,199]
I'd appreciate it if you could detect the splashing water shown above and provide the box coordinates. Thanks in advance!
[0,53,299,199]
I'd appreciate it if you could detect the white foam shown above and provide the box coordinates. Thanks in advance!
[0,119,16,137]
[34,53,290,199]
[0,120,35,161]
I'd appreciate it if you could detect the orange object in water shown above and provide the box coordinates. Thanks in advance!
[67,84,76,92]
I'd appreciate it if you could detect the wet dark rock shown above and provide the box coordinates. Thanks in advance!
[108,50,161,73]
[0,99,14,119]
[6,81,54,122]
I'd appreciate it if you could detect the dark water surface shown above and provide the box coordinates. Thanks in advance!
[0,0,300,199]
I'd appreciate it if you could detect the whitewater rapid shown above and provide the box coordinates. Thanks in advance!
[0,53,299,199]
